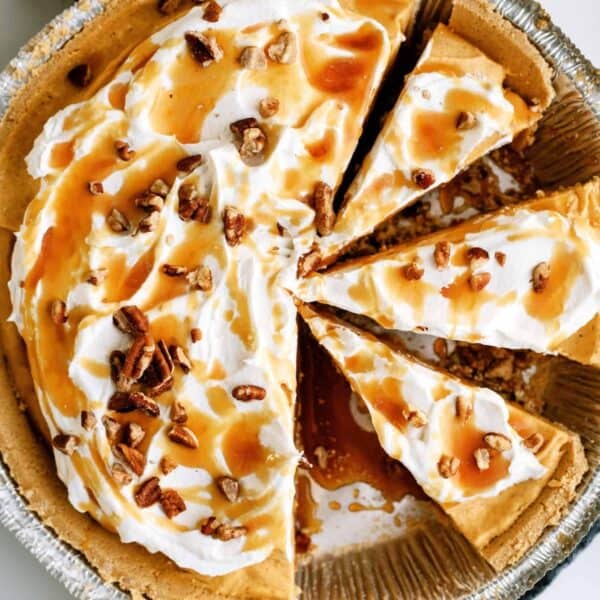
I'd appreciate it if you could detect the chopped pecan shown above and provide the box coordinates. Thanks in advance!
[177,183,211,222]
[474,448,490,470]
[160,456,178,475]
[86,268,107,286]
[495,251,507,266]
[88,181,104,195]
[114,140,135,161]
[524,432,544,454]
[113,306,149,335]
[469,272,491,292]
[102,416,123,445]
[161,489,186,518]
[258,97,280,118]
[217,476,240,503]
[52,434,79,456]
[108,391,136,413]
[134,477,161,507]
[169,345,192,373]
[118,334,155,390]
[135,191,164,213]
[50,299,68,324]
[266,31,297,64]
[216,523,248,541]
[185,31,223,67]
[143,340,174,397]
[130,391,161,417]
[456,111,477,130]
[239,46,267,70]
[190,328,202,343]
[455,396,473,421]
[438,454,460,478]
[157,0,181,15]
[532,262,551,293]
[230,118,267,165]
[297,248,321,278]
[176,154,203,173]
[107,208,130,233]
[168,425,199,449]
[137,211,160,233]
[124,422,146,448]
[232,385,266,402]
[149,178,170,198]
[403,261,424,281]
[187,265,213,291]
[202,1,222,22]
[406,409,427,428]
[223,206,246,246]
[433,338,447,359]
[110,350,125,383]
[200,516,220,536]
[67,63,92,88]
[466,247,489,270]
[411,169,435,189]
[170,400,188,424]
[118,443,146,476]
[81,410,97,431]
[313,181,335,236]
[111,462,132,486]
[162,264,188,277]
[434,241,451,269]
[483,432,512,451]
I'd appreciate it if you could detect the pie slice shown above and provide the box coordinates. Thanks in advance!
[297,178,600,367]
[318,0,554,260]
[299,305,587,570]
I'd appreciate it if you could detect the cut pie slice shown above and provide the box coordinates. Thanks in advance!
[319,0,554,259]
[299,305,587,570]
[297,178,600,367]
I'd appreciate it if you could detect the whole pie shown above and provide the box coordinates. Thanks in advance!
[0,0,594,598]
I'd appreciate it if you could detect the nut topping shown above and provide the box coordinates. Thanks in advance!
[114,140,135,161]
[185,31,223,67]
[474,448,490,470]
[258,97,280,118]
[232,385,266,402]
[266,31,297,64]
[185,265,212,292]
[412,168,435,189]
[118,335,155,391]
[456,111,477,130]
[124,422,146,448]
[169,345,192,374]
[312,181,335,237]
[160,456,178,475]
[137,211,160,233]
[524,432,544,454]
[434,241,451,269]
[230,118,267,165]
[201,517,247,541]
[297,248,321,278]
[162,264,188,277]
[190,328,202,343]
[455,396,473,421]
[149,178,170,198]
[495,251,507,266]
[176,154,203,173]
[107,208,131,233]
[168,425,199,449]
[86,268,107,286]
[134,477,161,507]
[143,340,175,397]
[88,181,104,195]
[109,391,137,413]
[135,191,164,213]
[466,247,489,270]
[223,206,246,246]
[110,350,125,383]
[532,262,551,293]
[170,400,188,424]
[102,416,123,445]
[469,272,491,292]
[130,392,161,417]
[111,463,132,486]
[67,63,92,88]
[438,454,460,478]
[177,183,211,222]
[161,489,186,518]
[52,434,79,456]
[239,46,267,70]
[217,476,240,503]
[202,1,222,22]
[81,410,97,431]
[157,0,181,15]
[117,443,146,476]
[483,432,512,451]
[113,306,149,335]
[50,299,68,324]
[403,261,424,281]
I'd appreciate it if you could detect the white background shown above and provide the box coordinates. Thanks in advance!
[0,0,598,598]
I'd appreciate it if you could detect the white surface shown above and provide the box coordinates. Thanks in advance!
[0,0,597,598]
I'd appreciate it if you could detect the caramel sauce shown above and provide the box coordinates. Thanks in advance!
[226,261,256,351]
[223,418,273,479]
[49,141,75,169]
[108,82,129,110]
[340,0,412,40]
[295,474,323,536]
[381,264,436,324]
[409,110,462,167]
[305,129,335,161]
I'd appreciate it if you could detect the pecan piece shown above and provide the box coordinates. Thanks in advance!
[113,305,149,335]
[483,432,512,451]
[161,489,186,518]
[130,391,161,417]
[52,434,79,456]
[118,335,155,390]
[411,169,435,189]
[162,264,188,277]
[138,211,160,233]
[434,241,451,269]
[169,345,192,373]
[86,268,107,286]
[67,63,92,88]
[456,111,477,130]
[168,425,199,449]
[177,183,211,222]
[223,206,246,246]
[474,448,490,470]
[524,432,544,454]
[200,516,220,536]
[124,422,146,448]
[232,385,266,402]
[495,251,506,266]
[185,32,223,67]
[149,178,170,198]
[110,350,125,383]
[135,191,164,213]
[134,477,161,507]
[102,416,123,445]
[532,262,551,293]
[143,340,175,397]
[239,46,267,71]
[230,118,267,166]
[157,0,181,15]
[216,523,247,541]
[160,456,178,475]
[455,396,473,421]
[114,140,135,161]
[190,328,202,343]
[108,391,136,413]
[217,476,240,503]
[81,410,97,431]
[297,248,321,278]
[469,272,491,292]
[107,208,130,233]
[187,265,213,291]
[202,1,222,22]
[50,299,68,324]
[170,400,188,424]
[111,463,132,486]
[466,247,489,270]
[438,454,460,478]
[118,443,146,476]
[258,97,280,118]
[266,31,297,64]
[403,261,424,281]
[176,154,203,173]
[313,181,335,236]
[88,181,104,195]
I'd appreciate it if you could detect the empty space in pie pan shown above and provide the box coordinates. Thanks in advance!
[0,0,598,599]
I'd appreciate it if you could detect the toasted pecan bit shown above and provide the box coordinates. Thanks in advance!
[466,247,489,270]
[474,448,490,470]
[169,345,192,374]
[313,181,335,237]
[495,251,507,266]
[185,31,223,67]
[456,111,477,130]
[107,208,130,233]
[111,463,132,486]
[524,432,544,454]
[160,456,178,475]
[157,0,181,15]
[230,118,267,165]
[161,489,187,518]
[125,423,146,448]
[88,181,104,195]
[187,265,213,291]
[297,248,321,278]
[144,340,175,397]
[176,154,204,173]
[320,12,330,21]
[170,400,188,424]
[135,191,164,213]
[433,338,448,359]
[455,396,473,421]
[119,335,156,389]
[52,434,79,456]
[434,241,451,269]
[202,0,222,22]
[67,63,92,88]
[223,206,247,246]
[216,523,248,541]
[411,168,435,189]
[149,178,170,198]
[239,46,267,70]
[200,516,219,536]
[102,416,123,445]
[469,272,491,292]
[130,391,161,417]
[258,97,280,118]
[113,306,149,335]
[168,425,199,449]
[138,211,160,233]
[135,477,161,507]
[532,262,551,293]
[407,409,427,428]
[190,328,202,343]
[177,183,212,223]
[118,443,146,476]
[483,432,512,451]
[217,476,240,503]
[267,31,297,64]
[438,454,460,478]
[86,268,107,286]
[162,264,188,277]
[50,299,68,324]
[403,261,424,281]
[109,391,136,413]
[232,385,266,402]
[114,140,135,161]
[81,410,97,431]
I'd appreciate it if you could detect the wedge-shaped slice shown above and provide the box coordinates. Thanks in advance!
[298,179,600,367]
[320,0,553,259]
[300,306,587,570]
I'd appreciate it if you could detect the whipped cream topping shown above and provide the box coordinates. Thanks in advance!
[301,310,546,503]
[320,23,537,258]
[297,182,600,357]
[9,0,395,576]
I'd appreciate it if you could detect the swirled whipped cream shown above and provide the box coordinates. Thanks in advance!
[9,0,394,576]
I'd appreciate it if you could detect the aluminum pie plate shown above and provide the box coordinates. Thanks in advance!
[0,0,598,598]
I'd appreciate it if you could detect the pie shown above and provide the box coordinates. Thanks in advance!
[0,0,592,598]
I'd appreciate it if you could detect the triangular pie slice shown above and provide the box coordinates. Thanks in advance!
[297,179,600,367]
[299,305,587,570]
[319,0,554,259]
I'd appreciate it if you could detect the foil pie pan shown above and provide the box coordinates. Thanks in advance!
[0,0,598,598]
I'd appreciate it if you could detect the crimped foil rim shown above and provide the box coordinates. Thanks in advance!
[0,1,598,598]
